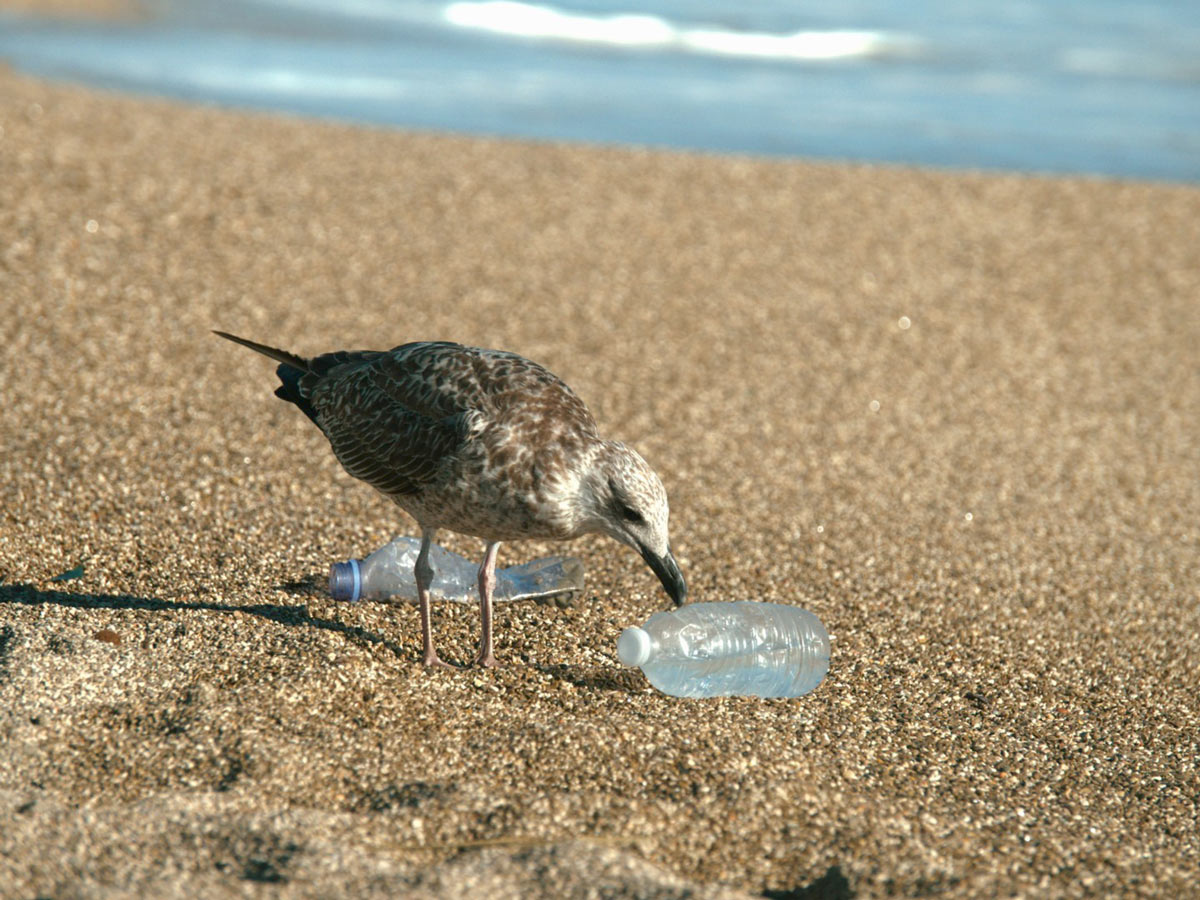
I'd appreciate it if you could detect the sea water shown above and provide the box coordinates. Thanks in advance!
[0,0,1197,181]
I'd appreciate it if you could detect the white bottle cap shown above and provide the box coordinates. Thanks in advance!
[617,626,652,666]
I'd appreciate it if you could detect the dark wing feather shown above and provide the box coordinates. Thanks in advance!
[287,351,383,428]
[304,344,481,497]
[306,377,448,497]
[370,342,495,419]
[318,403,465,497]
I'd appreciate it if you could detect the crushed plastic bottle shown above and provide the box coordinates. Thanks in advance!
[617,601,830,698]
[329,536,585,603]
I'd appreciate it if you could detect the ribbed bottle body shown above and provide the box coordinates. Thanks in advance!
[631,601,829,698]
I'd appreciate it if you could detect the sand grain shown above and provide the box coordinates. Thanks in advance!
[2,69,1198,898]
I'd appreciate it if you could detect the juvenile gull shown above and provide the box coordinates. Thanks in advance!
[214,331,687,668]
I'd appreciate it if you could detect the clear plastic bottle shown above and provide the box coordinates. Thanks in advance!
[616,601,830,698]
[329,536,585,604]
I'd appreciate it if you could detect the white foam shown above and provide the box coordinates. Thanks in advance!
[682,27,892,61]
[445,0,674,46]
[443,0,909,62]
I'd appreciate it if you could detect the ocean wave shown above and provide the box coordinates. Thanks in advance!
[442,0,919,61]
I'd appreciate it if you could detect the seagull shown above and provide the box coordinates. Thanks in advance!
[214,331,687,669]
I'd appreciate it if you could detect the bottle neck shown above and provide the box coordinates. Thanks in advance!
[617,626,653,666]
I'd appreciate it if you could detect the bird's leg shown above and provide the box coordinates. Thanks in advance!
[474,541,501,668]
[416,529,458,670]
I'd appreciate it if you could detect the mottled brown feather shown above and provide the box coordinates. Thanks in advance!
[290,342,599,534]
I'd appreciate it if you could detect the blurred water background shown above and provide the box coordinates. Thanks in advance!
[1,0,1198,181]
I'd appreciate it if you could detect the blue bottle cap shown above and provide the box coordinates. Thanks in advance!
[329,559,362,602]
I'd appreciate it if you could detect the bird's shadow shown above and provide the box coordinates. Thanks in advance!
[0,582,409,660]
[1,582,649,690]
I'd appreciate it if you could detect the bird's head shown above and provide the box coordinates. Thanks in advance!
[582,440,687,607]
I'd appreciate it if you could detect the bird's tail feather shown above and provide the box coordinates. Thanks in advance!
[214,329,324,427]
[274,366,322,428]
[212,330,311,371]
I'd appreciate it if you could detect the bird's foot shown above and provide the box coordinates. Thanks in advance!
[423,652,463,671]
[473,652,501,669]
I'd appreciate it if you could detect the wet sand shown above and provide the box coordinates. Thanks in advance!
[1,66,1198,898]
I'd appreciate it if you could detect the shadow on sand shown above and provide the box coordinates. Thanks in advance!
[0,582,409,660]
[1,583,670,687]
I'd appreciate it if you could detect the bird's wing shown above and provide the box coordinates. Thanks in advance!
[374,341,597,429]
[368,342,488,420]
[303,341,597,497]
[304,343,483,497]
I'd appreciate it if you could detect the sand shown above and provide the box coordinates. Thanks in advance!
[1,64,1198,899]
[0,0,140,18]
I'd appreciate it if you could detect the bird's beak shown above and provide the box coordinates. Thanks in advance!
[639,544,688,607]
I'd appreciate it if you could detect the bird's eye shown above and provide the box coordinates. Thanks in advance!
[619,503,647,526]
[608,477,647,526]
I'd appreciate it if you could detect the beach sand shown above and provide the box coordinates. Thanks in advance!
[1,66,1198,898]
[0,0,140,18]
